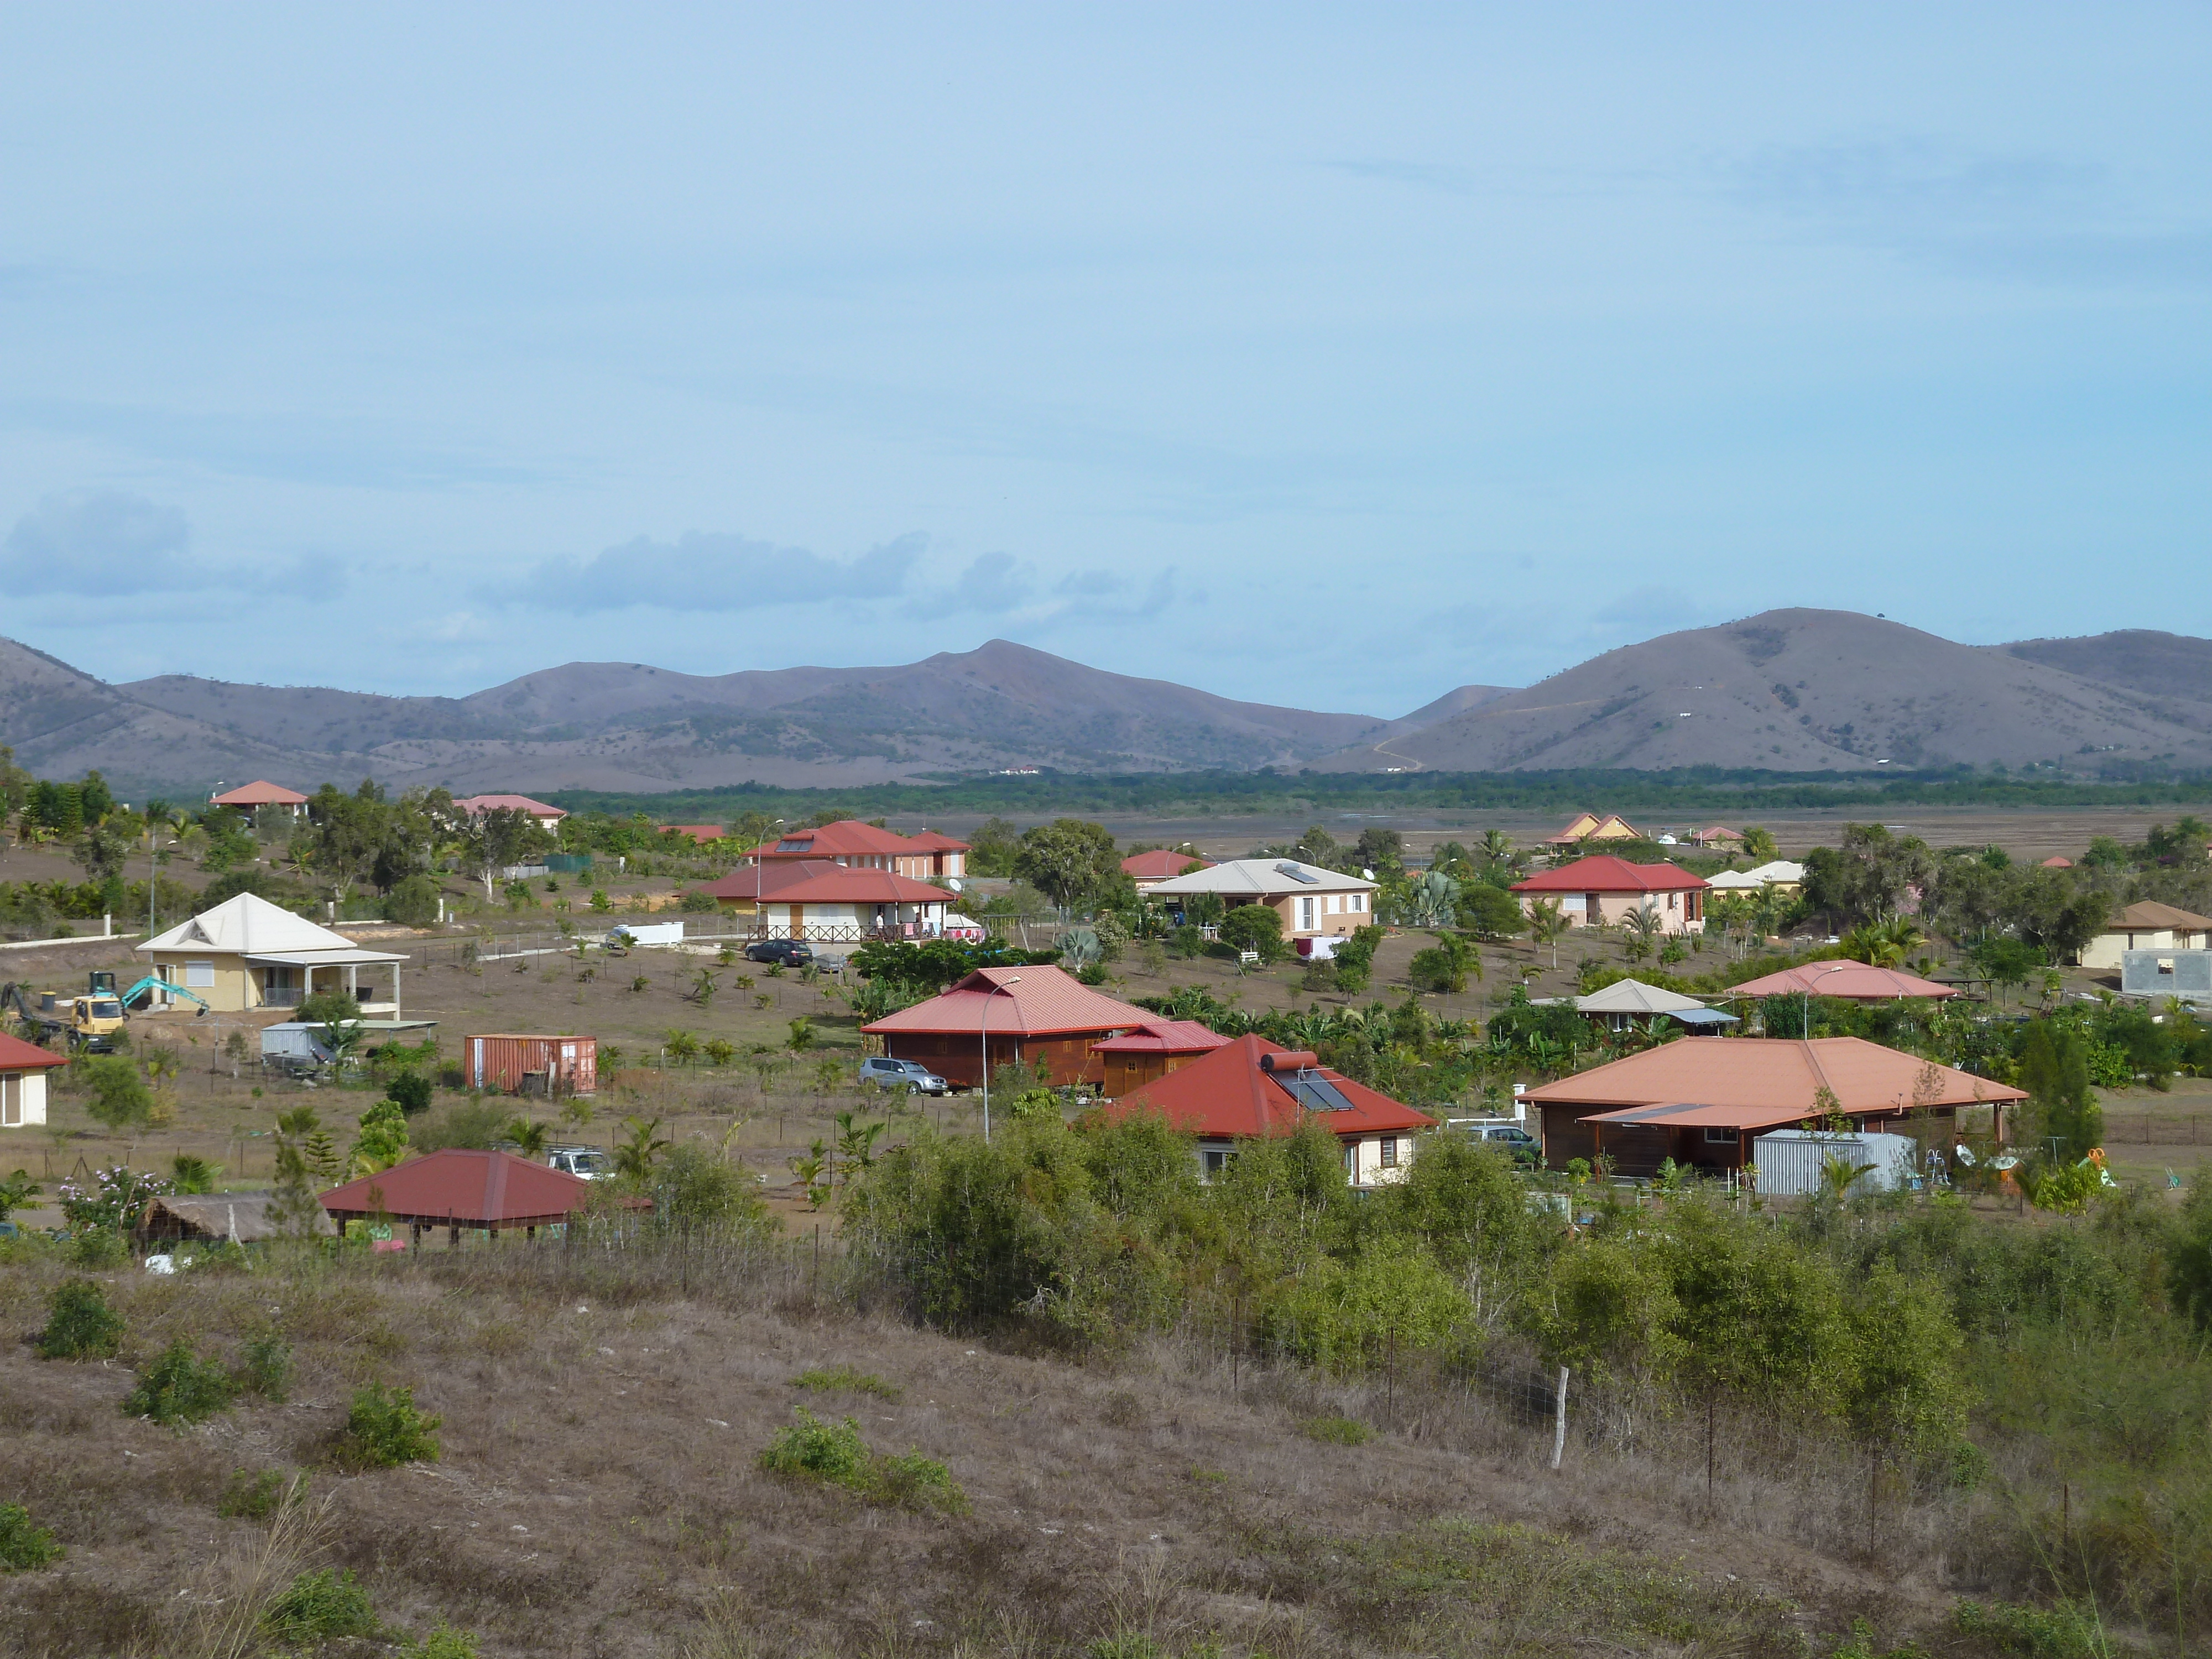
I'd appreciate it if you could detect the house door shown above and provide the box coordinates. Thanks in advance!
[1297,897,1316,932]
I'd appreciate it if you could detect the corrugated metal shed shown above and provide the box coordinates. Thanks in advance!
[467,1033,597,1095]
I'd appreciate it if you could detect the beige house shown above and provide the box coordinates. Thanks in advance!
[1,1032,65,1130]
[1510,854,1709,934]
[1145,858,1378,942]
[138,893,408,1016]
[2079,901,2212,972]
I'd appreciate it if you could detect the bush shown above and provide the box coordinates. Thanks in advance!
[263,1568,377,1647]
[298,989,362,1026]
[1952,1599,2108,1657]
[234,1335,294,1402]
[382,874,442,927]
[385,1070,434,1117]
[411,1099,509,1152]
[123,1340,236,1426]
[36,1278,123,1359]
[792,1364,901,1400]
[680,889,719,913]
[334,1383,441,1469]
[0,1503,63,1571]
[217,1467,290,1520]
[1218,903,1286,962]
[759,1408,967,1511]
[77,1054,153,1131]
[1301,1415,1374,1445]
[69,1228,128,1269]
[410,1624,481,1659]
[653,1145,774,1233]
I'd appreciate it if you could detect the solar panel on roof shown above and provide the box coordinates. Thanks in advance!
[1282,1071,1357,1113]
[1275,861,1319,883]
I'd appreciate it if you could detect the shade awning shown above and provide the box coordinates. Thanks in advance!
[240,947,408,967]
[1578,1098,1939,1131]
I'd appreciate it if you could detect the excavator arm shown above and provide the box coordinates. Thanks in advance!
[118,975,212,1013]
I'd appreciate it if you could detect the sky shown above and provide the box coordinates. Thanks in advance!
[3,5,2208,718]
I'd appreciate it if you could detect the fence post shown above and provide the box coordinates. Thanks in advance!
[1551,1366,1569,1470]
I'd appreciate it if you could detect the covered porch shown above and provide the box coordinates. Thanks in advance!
[1573,1099,1968,1179]
[243,946,409,1017]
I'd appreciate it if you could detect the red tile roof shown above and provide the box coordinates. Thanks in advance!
[1524,1036,2021,1115]
[1726,962,1958,1000]
[1511,854,1708,894]
[0,1031,66,1071]
[862,965,1151,1039]
[1089,1019,1232,1056]
[452,794,567,819]
[2038,855,2073,869]
[1107,1034,1434,1139]
[318,1149,593,1227]
[693,859,950,905]
[1121,849,1214,880]
[744,820,924,861]
[903,830,972,852]
[210,780,307,807]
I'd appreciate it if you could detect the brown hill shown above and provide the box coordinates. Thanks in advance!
[2002,629,2212,705]
[10,637,1394,795]
[1318,609,2212,774]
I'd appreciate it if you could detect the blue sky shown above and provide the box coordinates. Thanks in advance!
[3,5,2207,717]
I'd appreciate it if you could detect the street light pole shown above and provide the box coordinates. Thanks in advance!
[980,973,1020,1143]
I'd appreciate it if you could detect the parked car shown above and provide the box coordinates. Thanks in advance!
[745,938,813,967]
[546,1146,614,1181]
[1447,1119,1541,1165]
[858,1056,950,1096]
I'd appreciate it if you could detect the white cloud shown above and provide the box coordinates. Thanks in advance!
[513,530,926,612]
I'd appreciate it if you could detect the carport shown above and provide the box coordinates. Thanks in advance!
[319,1149,598,1246]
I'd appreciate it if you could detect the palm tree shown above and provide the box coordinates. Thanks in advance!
[505,1117,550,1157]
[1479,828,1515,866]
[1527,899,1569,969]
[613,1115,671,1181]
[1620,905,1662,964]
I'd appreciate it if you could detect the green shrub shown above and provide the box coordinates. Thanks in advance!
[385,1071,434,1117]
[334,1383,441,1469]
[234,1335,294,1402]
[792,1364,902,1400]
[217,1468,290,1520]
[262,1568,377,1646]
[36,1277,123,1359]
[77,1055,153,1131]
[298,989,362,1025]
[382,874,442,927]
[124,1340,236,1426]
[1952,1599,2109,1658]
[410,1624,480,1659]
[410,1099,509,1152]
[0,1504,63,1571]
[759,1408,966,1511]
[1301,1415,1375,1446]
[68,1228,128,1269]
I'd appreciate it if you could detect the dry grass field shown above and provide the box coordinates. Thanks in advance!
[0,1230,2005,1659]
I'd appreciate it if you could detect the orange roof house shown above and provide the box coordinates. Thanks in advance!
[1728,961,1958,1001]
[1511,855,1709,933]
[1109,1034,1435,1186]
[210,780,308,815]
[1545,812,1642,848]
[1524,1036,2023,1175]
[862,965,1150,1089]
[1689,826,1746,847]
[1089,1018,1229,1096]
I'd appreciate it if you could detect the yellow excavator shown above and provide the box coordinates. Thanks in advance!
[0,971,207,1054]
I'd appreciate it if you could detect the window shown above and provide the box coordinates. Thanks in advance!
[1297,896,1316,931]
[186,961,215,988]
[1350,893,1365,913]
[1379,1137,1399,1168]
[1201,1146,1229,1180]
[1705,1127,1737,1145]
[0,1076,17,1127]
[1343,1142,1360,1178]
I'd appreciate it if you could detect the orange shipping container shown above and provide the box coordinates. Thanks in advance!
[466,1033,598,1097]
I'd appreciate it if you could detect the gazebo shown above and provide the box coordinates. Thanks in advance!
[320,1149,599,1246]
[1729,961,1958,1002]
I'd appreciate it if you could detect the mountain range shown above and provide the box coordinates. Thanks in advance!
[1,610,2206,796]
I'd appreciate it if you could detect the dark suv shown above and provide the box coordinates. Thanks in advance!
[745,938,813,967]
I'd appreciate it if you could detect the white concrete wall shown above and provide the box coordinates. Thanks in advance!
[1,1071,48,1129]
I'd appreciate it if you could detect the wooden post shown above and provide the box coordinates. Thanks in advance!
[1706,1390,1715,1504]
[1551,1367,1569,1470]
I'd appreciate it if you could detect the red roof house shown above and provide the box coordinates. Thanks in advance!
[1689,826,1746,847]
[1,1030,67,1131]
[1524,1035,2023,1175]
[1728,961,1958,1001]
[210,780,308,813]
[692,859,952,942]
[452,794,567,828]
[1089,1018,1230,1095]
[1109,1034,1436,1186]
[319,1149,596,1239]
[740,820,965,879]
[2039,855,2074,869]
[1511,855,1710,933]
[862,965,1151,1089]
[1121,848,1214,888]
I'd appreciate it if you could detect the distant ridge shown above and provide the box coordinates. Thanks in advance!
[5,610,2206,796]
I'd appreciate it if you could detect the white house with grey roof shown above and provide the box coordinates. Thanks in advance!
[1145,858,1378,944]
[138,893,409,1016]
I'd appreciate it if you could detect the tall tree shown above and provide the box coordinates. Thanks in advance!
[1014,818,1119,917]
[453,805,552,899]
